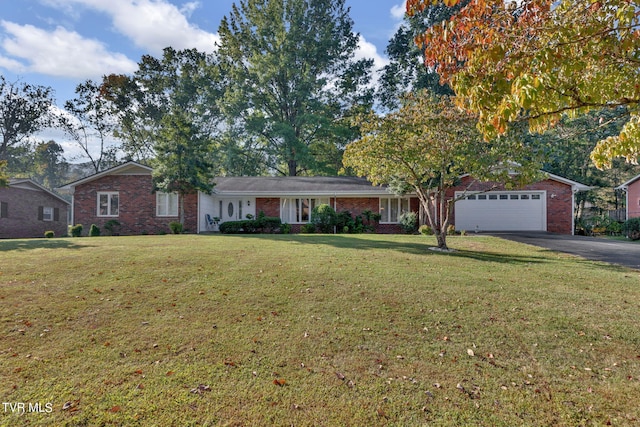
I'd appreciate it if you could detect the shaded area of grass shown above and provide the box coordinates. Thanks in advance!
[1,234,639,426]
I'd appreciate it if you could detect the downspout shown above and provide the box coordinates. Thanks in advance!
[572,188,577,235]
[333,193,337,234]
[197,191,201,234]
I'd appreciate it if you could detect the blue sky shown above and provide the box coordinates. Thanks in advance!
[0,0,407,107]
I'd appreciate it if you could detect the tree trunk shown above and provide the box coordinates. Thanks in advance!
[288,158,297,176]
[435,230,448,250]
[179,193,185,226]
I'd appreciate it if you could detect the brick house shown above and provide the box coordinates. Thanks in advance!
[616,173,640,220]
[62,161,588,236]
[200,176,420,233]
[61,162,197,236]
[0,179,70,239]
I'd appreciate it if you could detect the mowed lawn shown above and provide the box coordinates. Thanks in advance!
[1,234,639,426]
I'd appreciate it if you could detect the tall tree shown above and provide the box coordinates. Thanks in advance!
[0,76,54,162]
[217,0,373,176]
[407,0,640,169]
[33,140,69,189]
[344,92,540,250]
[0,160,8,187]
[101,48,222,163]
[152,109,215,226]
[60,80,119,173]
[377,1,465,111]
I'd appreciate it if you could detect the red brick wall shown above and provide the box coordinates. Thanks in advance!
[0,186,69,239]
[73,174,198,235]
[446,177,574,234]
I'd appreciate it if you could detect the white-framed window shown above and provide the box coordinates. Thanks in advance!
[156,192,179,217]
[280,198,330,223]
[42,207,54,221]
[97,192,119,217]
[379,197,410,223]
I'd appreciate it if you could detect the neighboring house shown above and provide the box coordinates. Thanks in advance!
[0,179,70,239]
[61,161,589,236]
[616,173,640,220]
[60,162,198,236]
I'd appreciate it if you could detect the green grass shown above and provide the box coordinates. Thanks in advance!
[1,234,639,426]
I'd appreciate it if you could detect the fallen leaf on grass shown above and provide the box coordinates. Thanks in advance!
[166,371,174,376]
[273,378,286,386]
[190,384,211,394]
[109,406,120,413]
[335,372,345,380]
[467,349,475,357]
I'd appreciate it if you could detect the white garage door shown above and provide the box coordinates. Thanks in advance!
[454,191,546,232]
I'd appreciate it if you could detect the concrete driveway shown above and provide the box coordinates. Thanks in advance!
[490,232,640,270]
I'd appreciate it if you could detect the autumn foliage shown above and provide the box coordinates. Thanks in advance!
[407,0,640,169]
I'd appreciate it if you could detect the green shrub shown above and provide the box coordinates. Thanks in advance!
[44,230,55,238]
[300,223,316,233]
[104,219,121,236]
[419,224,433,235]
[89,224,101,237]
[169,222,183,234]
[218,214,282,234]
[311,204,337,233]
[447,224,456,235]
[70,224,83,237]
[336,210,355,233]
[623,217,640,240]
[398,211,418,234]
[280,223,292,234]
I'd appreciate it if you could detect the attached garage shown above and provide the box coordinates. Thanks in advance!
[448,173,591,234]
[454,191,546,232]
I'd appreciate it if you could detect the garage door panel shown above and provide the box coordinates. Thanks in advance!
[454,192,546,232]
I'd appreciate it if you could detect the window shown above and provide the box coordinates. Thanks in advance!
[489,194,497,200]
[478,194,487,200]
[98,192,119,217]
[157,192,178,217]
[379,198,410,223]
[532,194,541,200]
[0,201,7,218]
[280,198,330,223]
[42,207,53,221]
[499,194,509,200]
[510,194,519,200]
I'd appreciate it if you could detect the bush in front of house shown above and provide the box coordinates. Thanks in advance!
[219,212,282,234]
[398,211,418,234]
[419,224,433,235]
[89,224,101,236]
[310,204,337,233]
[169,222,183,234]
[70,224,83,237]
[44,230,55,238]
[623,217,640,240]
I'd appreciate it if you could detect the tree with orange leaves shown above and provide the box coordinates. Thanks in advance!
[407,0,640,169]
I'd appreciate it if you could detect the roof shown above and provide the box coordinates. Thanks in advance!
[616,173,640,190]
[7,179,70,205]
[544,172,592,192]
[59,161,153,190]
[211,176,392,197]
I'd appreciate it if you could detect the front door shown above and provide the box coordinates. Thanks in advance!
[220,199,243,222]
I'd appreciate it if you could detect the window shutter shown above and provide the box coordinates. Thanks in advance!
[54,208,60,221]
[0,201,7,218]
[38,206,44,221]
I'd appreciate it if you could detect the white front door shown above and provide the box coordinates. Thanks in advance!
[220,199,243,222]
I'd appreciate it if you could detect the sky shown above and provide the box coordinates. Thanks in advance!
[0,0,408,107]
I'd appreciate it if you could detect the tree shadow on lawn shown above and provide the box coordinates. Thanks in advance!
[232,234,551,266]
[0,238,90,252]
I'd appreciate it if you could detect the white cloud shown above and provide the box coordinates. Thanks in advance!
[355,35,389,72]
[0,21,138,79]
[47,0,219,54]
[391,1,408,21]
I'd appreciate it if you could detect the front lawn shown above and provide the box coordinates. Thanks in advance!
[1,234,639,426]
